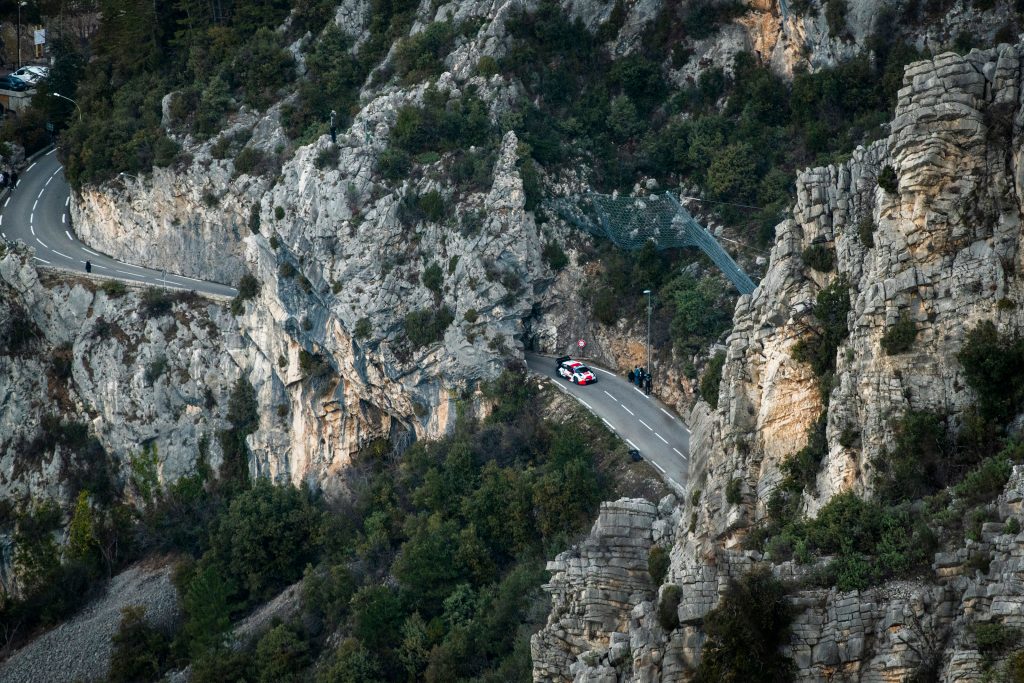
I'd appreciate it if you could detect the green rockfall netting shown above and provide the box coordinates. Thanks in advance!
[550,191,757,294]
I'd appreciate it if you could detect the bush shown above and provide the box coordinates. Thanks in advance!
[857,217,875,247]
[694,569,795,683]
[958,321,1024,424]
[873,410,949,504]
[378,148,411,180]
[877,165,898,193]
[145,355,168,383]
[140,288,174,318]
[881,312,917,355]
[700,351,726,409]
[792,279,850,379]
[973,622,1021,661]
[648,546,670,586]
[954,455,1013,506]
[102,280,128,297]
[657,584,682,631]
[802,244,834,272]
[463,308,478,324]
[315,145,340,170]
[392,21,456,84]
[422,262,443,295]
[725,477,743,505]
[354,317,372,340]
[108,606,171,683]
[254,623,310,683]
[477,55,499,77]
[542,240,568,270]
[1007,517,1021,535]
[275,206,285,220]
[404,307,454,348]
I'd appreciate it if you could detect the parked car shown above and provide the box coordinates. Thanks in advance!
[11,66,46,84]
[0,76,29,92]
[557,357,597,385]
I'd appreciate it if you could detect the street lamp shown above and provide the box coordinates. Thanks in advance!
[17,1,27,70]
[643,289,652,390]
[52,93,82,121]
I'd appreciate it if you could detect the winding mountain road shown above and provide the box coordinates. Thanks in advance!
[0,150,237,298]
[525,352,690,492]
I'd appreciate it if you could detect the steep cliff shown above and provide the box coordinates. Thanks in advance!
[533,44,1024,682]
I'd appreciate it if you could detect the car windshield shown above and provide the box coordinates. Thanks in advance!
[575,366,590,373]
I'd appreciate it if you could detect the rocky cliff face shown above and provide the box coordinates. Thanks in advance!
[533,44,1024,681]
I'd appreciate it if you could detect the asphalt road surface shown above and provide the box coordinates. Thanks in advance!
[525,352,690,492]
[0,150,237,298]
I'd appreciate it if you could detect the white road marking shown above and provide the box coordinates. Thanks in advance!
[45,176,53,186]
[595,367,616,377]
[652,461,666,474]
[29,212,33,223]
[52,250,72,260]
[633,387,646,396]
[31,199,36,210]
[92,263,108,270]
[3,197,9,207]
[661,408,675,419]
[47,149,55,155]
[37,188,44,199]
[603,390,617,401]
[626,439,638,449]
[579,399,593,410]
[27,162,36,171]
[65,197,69,206]
[83,247,100,256]
[33,256,50,264]
[65,230,72,240]
[655,432,669,444]
[36,237,48,248]
[29,225,34,235]
[602,418,616,431]
[621,404,634,416]
[62,213,66,224]
[673,447,688,460]
[669,478,682,489]
[0,215,3,225]
[638,419,653,431]
[115,269,136,276]
[1,232,5,239]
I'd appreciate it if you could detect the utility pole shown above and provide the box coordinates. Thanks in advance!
[17,1,26,69]
[643,289,652,388]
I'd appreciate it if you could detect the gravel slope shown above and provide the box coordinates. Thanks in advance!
[0,560,180,683]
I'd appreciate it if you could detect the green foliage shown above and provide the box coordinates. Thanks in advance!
[958,321,1024,424]
[520,157,542,210]
[422,262,444,295]
[108,605,171,683]
[67,491,99,568]
[315,145,340,169]
[317,638,384,683]
[255,623,310,683]
[404,307,455,349]
[881,313,917,355]
[953,454,1014,507]
[219,376,258,487]
[463,308,478,324]
[354,317,372,340]
[973,622,1022,663]
[694,569,795,683]
[725,477,743,505]
[542,240,568,270]
[477,55,499,77]
[792,279,850,379]
[802,244,835,272]
[878,164,898,193]
[140,288,174,318]
[129,442,161,503]
[1007,517,1021,535]
[857,217,876,247]
[233,147,273,178]
[667,273,733,355]
[275,206,285,220]
[648,546,670,586]
[825,0,849,37]
[874,411,949,504]
[182,563,234,657]
[657,584,682,631]
[231,273,260,315]
[102,280,128,297]
[145,355,168,383]
[388,87,494,158]
[392,21,457,84]
[700,351,726,409]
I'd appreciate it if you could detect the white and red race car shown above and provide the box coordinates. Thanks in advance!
[556,356,597,385]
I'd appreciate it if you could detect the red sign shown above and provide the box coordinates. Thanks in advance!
[577,339,586,348]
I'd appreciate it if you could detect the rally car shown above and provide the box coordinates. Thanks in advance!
[556,356,597,385]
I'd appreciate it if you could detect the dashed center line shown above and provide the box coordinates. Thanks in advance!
[65,197,69,206]
[621,405,634,416]
[660,408,675,420]
[36,237,48,248]
[65,230,73,240]
[652,461,666,474]
[27,162,36,171]
[655,432,669,444]
[638,419,653,431]
[602,418,616,431]
[62,213,66,224]
[37,188,44,199]
[33,256,50,264]
[29,212,33,223]
[45,176,53,186]
[92,263,107,270]
[83,247,100,256]
[633,387,646,396]
[29,225,35,235]
[594,367,616,377]
[31,200,37,211]
[673,447,688,460]
[579,399,593,410]
[626,439,638,449]
[3,197,9,207]
[603,390,617,401]
[52,250,72,260]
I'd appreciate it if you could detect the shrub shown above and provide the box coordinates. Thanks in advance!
[419,190,446,222]
[725,477,743,505]
[392,21,456,83]
[422,262,443,295]
[953,455,1013,506]
[108,606,171,683]
[463,308,478,324]
[254,623,310,683]
[140,288,174,318]
[542,240,568,270]
[145,355,168,383]
[378,148,411,180]
[354,317,372,340]
[694,569,795,683]
[881,312,917,355]
[792,279,851,379]
[1007,517,1021,535]
[973,622,1021,661]
[249,204,261,234]
[802,244,834,272]
[477,55,499,77]
[700,351,726,409]
[958,321,1024,424]
[648,546,670,586]
[275,206,285,220]
[877,165,898,193]
[404,307,455,349]
[873,410,949,504]
[857,217,875,247]
[315,145,340,170]
[102,280,128,297]
[825,0,848,37]
[657,584,682,631]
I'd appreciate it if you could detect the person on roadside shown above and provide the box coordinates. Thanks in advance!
[627,368,635,384]
[330,109,337,144]
[645,374,652,395]
[85,260,91,273]
[10,169,18,189]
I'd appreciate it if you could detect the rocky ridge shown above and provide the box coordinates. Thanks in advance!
[532,44,1024,681]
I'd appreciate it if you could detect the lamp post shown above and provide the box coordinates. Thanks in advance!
[643,289,652,389]
[17,1,27,70]
[52,93,82,121]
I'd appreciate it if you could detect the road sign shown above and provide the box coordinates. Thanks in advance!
[577,339,586,348]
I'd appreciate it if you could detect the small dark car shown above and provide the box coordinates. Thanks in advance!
[0,76,28,92]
